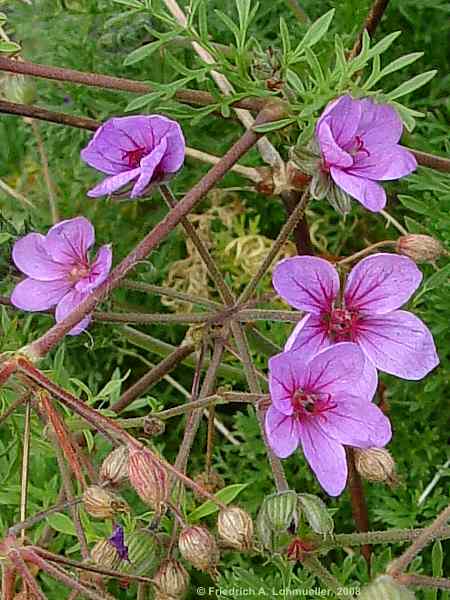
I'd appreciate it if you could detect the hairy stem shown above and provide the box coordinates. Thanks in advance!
[121,279,221,309]
[19,399,31,543]
[0,57,266,112]
[387,503,450,576]
[302,555,341,594]
[396,573,450,591]
[347,448,372,565]
[349,0,391,59]
[30,120,59,223]
[337,240,396,265]
[112,343,195,413]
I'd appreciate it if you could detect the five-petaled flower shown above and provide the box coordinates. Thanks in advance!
[11,217,111,335]
[81,115,185,198]
[266,344,391,496]
[316,95,417,212]
[273,253,439,380]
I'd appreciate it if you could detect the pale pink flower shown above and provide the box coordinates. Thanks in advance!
[273,253,439,380]
[11,217,111,335]
[266,344,391,496]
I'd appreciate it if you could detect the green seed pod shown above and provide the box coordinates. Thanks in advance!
[297,493,334,535]
[256,491,299,549]
[153,559,189,600]
[3,74,37,105]
[359,576,416,600]
[91,539,122,571]
[83,485,129,519]
[263,491,299,531]
[217,506,254,550]
[120,529,161,576]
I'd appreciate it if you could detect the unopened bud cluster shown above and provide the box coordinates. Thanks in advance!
[178,526,219,575]
[153,559,190,600]
[99,445,129,487]
[218,506,254,550]
[354,448,397,485]
[83,485,129,519]
[127,447,169,514]
[396,234,446,263]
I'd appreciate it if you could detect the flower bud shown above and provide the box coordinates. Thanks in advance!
[359,576,416,600]
[297,494,334,535]
[128,447,169,514]
[83,485,129,519]
[193,470,224,499]
[143,416,166,437]
[217,506,253,550]
[153,559,189,600]
[178,526,219,573]
[3,74,37,105]
[91,539,123,570]
[119,529,161,576]
[354,448,397,485]
[100,445,129,486]
[396,234,446,263]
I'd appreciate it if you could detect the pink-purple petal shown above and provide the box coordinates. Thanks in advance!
[268,351,306,415]
[317,95,362,148]
[356,100,403,146]
[349,145,417,181]
[87,168,141,198]
[130,138,168,198]
[12,233,67,281]
[299,420,348,496]
[46,217,95,264]
[55,289,92,336]
[316,119,354,168]
[265,406,300,458]
[305,343,366,396]
[11,277,70,311]
[75,244,112,293]
[330,167,387,212]
[344,253,422,314]
[272,256,340,314]
[321,396,392,448]
[285,314,331,358]
[356,310,439,380]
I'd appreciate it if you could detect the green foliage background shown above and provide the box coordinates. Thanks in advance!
[0,0,449,598]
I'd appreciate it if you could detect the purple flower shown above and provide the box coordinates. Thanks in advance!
[273,253,439,380]
[266,344,391,496]
[316,95,417,212]
[11,217,112,335]
[80,115,185,198]
[108,525,129,561]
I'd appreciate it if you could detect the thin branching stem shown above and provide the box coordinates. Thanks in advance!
[396,573,450,591]
[349,0,391,59]
[19,399,31,543]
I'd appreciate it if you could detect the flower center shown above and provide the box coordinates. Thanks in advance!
[324,307,358,342]
[68,264,90,283]
[291,389,336,420]
[349,135,370,158]
[122,146,147,168]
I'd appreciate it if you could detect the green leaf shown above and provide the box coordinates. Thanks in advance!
[380,53,423,78]
[124,41,164,66]
[125,91,164,112]
[252,118,296,133]
[0,41,20,54]
[387,70,437,100]
[46,513,77,537]
[367,31,401,59]
[423,263,450,291]
[280,17,291,56]
[292,9,335,60]
[298,493,334,535]
[397,194,430,215]
[391,102,424,132]
[188,483,249,522]
[112,0,144,7]
[0,232,12,244]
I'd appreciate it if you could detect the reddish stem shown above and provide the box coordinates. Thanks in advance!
[349,0,391,59]
[0,56,266,112]
[347,448,372,565]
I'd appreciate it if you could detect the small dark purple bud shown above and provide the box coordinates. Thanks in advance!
[108,525,129,561]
